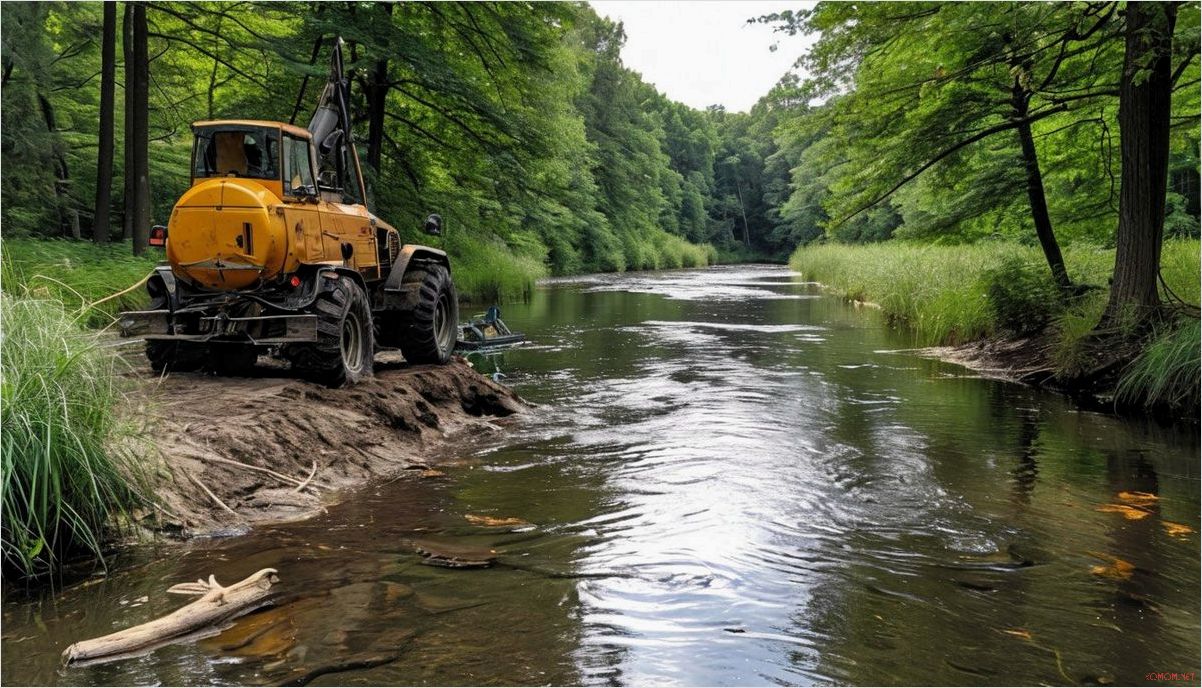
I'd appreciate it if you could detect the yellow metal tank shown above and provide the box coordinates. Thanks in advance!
[165,178,288,290]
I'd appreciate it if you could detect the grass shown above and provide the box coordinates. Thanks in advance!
[1116,322,1201,415]
[789,239,1198,345]
[1,239,162,328]
[0,293,145,577]
[449,234,550,304]
[789,239,1201,415]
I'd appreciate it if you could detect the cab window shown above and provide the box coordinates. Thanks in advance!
[283,135,316,197]
[192,126,279,180]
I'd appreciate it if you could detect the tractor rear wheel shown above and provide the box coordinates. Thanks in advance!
[394,265,458,365]
[286,276,374,387]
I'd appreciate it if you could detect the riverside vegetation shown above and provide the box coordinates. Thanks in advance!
[1,1,1198,576]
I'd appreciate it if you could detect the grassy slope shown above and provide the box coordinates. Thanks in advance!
[789,239,1201,414]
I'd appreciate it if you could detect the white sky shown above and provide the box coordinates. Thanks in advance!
[589,1,816,112]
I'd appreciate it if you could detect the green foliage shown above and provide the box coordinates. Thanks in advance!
[1116,322,1201,415]
[758,2,1199,249]
[0,294,145,577]
[983,258,1065,336]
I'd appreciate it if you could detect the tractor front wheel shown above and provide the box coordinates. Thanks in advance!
[285,276,374,387]
[394,265,458,365]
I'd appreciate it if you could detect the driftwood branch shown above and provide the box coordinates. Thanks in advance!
[62,568,280,666]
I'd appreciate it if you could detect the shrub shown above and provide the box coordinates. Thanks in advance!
[983,257,1064,336]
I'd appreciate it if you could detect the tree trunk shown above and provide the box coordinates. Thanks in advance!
[37,93,71,236]
[93,1,117,244]
[131,2,151,256]
[1015,119,1071,288]
[122,2,134,241]
[1010,66,1070,289]
[734,182,750,246]
[365,57,388,173]
[365,4,394,174]
[1102,2,1178,323]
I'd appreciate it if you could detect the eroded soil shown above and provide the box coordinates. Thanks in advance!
[130,353,526,536]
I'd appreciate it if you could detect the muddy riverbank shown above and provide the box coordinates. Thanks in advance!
[133,355,525,537]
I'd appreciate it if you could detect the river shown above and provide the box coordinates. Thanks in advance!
[3,265,1199,686]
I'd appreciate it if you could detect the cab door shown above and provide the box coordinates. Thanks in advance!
[282,134,324,264]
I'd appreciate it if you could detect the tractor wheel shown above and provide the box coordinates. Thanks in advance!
[146,340,208,374]
[286,276,374,387]
[209,343,259,376]
[396,264,458,365]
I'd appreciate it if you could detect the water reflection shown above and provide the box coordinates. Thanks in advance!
[2,266,1198,686]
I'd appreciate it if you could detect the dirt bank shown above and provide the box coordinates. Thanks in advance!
[131,354,526,537]
[917,337,1130,416]
[918,337,1049,385]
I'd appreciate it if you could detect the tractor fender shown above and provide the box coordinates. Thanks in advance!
[148,266,180,310]
[314,265,369,298]
[383,245,450,293]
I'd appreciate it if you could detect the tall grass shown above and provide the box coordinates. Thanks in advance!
[0,294,145,577]
[1116,322,1201,415]
[789,239,1199,346]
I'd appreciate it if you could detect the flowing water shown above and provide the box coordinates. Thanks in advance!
[3,266,1199,686]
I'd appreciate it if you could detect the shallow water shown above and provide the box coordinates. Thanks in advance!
[3,265,1199,686]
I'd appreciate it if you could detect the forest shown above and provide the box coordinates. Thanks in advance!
[1,1,1200,580]
[2,2,1198,283]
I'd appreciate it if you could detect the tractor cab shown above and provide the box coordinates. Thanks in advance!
[189,120,329,204]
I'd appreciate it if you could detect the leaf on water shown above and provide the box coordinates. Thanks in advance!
[1163,521,1193,538]
[1088,554,1135,581]
[999,628,1032,641]
[464,514,531,528]
[1116,491,1159,507]
[1095,503,1151,520]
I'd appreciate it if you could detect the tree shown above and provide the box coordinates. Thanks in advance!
[121,2,134,241]
[130,2,150,255]
[1101,2,1180,323]
[765,3,1125,285]
[93,1,116,244]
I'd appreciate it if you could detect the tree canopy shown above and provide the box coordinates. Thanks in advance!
[2,1,1198,292]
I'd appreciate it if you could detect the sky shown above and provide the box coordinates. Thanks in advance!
[589,1,816,113]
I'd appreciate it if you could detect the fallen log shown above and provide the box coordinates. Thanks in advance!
[62,568,280,666]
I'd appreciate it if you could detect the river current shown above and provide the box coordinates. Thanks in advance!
[3,265,1199,686]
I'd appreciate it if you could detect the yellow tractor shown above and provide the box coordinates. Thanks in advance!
[119,39,457,386]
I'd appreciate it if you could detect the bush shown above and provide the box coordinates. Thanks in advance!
[1,294,145,577]
[983,257,1064,336]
